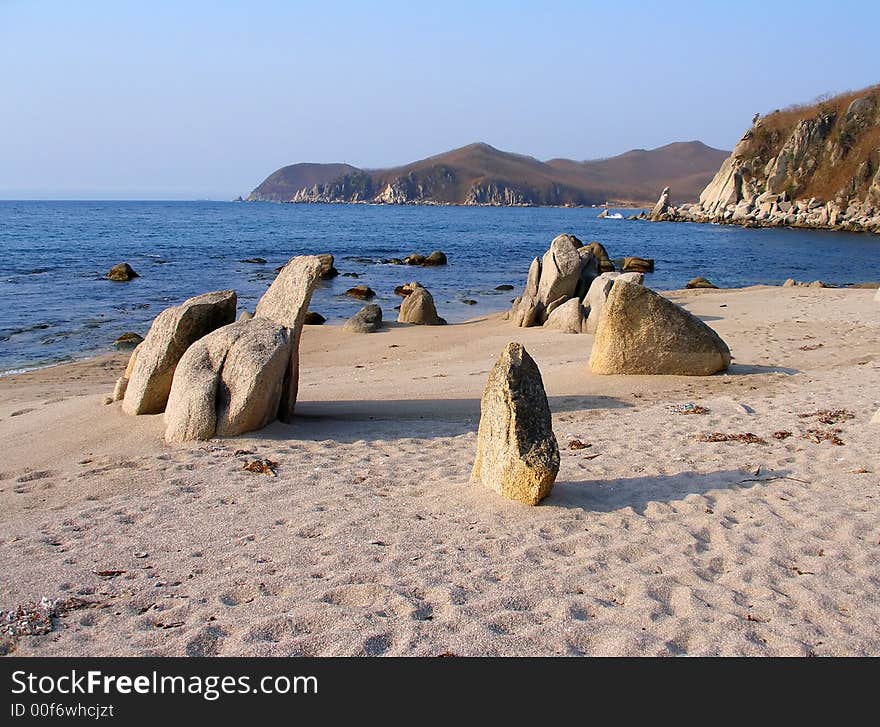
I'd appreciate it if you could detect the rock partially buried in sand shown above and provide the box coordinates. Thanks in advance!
[398,284,445,325]
[164,256,323,439]
[472,342,560,505]
[122,290,237,415]
[343,304,383,333]
[164,318,292,442]
[106,263,139,282]
[686,276,718,289]
[112,342,144,401]
[589,280,731,375]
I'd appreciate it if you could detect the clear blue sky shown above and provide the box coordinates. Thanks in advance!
[2,0,878,199]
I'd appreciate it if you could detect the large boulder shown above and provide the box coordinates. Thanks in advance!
[583,272,644,334]
[398,284,445,325]
[589,280,731,375]
[536,234,585,307]
[316,254,339,279]
[122,290,237,415]
[543,298,584,333]
[585,241,614,273]
[164,318,292,442]
[254,255,323,421]
[471,342,560,505]
[343,304,383,333]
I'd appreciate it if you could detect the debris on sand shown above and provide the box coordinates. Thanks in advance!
[669,403,711,415]
[803,428,845,446]
[2,596,102,652]
[798,343,824,351]
[798,409,855,425]
[241,458,279,477]
[773,431,793,440]
[567,439,592,450]
[698,432,768,444]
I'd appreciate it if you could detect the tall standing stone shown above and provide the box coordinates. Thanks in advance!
[472,342,560,505]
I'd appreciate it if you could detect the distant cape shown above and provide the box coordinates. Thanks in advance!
[246,141,729,207]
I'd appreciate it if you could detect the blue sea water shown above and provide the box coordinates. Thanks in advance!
[1,200,879,374]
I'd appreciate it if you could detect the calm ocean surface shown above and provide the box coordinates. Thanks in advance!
[2,200,879,374]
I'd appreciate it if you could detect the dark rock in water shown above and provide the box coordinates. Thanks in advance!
[404,253,426,266]
[423,250,448,266]
[383,258,404,265]
[471,342,559,505]
[303,311,326,325]
[342,272,360,278]
[240,258,267,264]
[113,332,144,348]
[316,253,339,279]
[343,304,383,333]
[462,299,478,305]
[686,276,718,289]
[107,263,139,282]
[345,285,376,300]
[495,284,514,291]
[622,256,654,273]
[394,283,417,297]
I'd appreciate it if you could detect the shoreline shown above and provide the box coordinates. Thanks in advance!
[2,284,879,656]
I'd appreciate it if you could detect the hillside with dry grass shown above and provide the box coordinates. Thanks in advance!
[247,141,728,206]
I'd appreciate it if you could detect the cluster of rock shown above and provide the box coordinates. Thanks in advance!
[648,88,880,234]
[506,234,648,334]
[114,256,324,442]
[782,279,828,288]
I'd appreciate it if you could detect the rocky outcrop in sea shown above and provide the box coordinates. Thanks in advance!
[649,85,880,234]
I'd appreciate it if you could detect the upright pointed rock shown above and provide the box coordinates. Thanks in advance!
[472,342,560,505]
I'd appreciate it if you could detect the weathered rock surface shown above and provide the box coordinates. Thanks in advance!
[398,284,445,325]
[254,256,323,328]
[471,342,560,505]
[107,263,139,282]
[544,298,584,333]
[686,276,719,289]
[164,318,291,442]
[343,304,383,333]
[239,310,253,320]
[122,290,237,415]
[589,280,731,375]
[112,342,143,402]
[622,257,654,273]
[536,234,588,307]
[649,186,670,221]
[583,272,644,333]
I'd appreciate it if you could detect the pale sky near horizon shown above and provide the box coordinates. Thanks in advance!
[2,0,878,199]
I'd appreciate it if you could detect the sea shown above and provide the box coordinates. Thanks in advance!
[2,200,879,375]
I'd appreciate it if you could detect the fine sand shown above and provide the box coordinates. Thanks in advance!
[1,285,878,656]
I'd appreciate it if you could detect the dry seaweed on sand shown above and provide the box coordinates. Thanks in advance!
[773,430,793,440]
[798,409,855,425]
[698,432,768,444]
[567,439,592,450]
[241,458,279,477]
[803,428,845,445]
[798,343,824,351]
[669,403,711,415]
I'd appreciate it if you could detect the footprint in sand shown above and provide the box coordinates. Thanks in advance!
[10,408,36,417]
[185,626,224,657]
[16,470,57,483]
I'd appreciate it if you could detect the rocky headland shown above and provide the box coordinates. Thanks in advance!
[649,84,880,234]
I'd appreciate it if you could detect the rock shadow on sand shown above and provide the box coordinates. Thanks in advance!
[548,468,792,514]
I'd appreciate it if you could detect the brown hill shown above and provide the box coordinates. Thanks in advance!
[247,141,728,206]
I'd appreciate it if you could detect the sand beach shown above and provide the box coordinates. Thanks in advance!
[1,284,878,656]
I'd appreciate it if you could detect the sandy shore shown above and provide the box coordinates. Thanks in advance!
[1,285,878,656]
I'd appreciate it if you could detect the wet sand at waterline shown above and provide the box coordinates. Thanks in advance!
[1,285,878,656]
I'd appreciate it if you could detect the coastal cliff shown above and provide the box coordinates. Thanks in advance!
[247,141,728,207]
[651,84,880,233]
